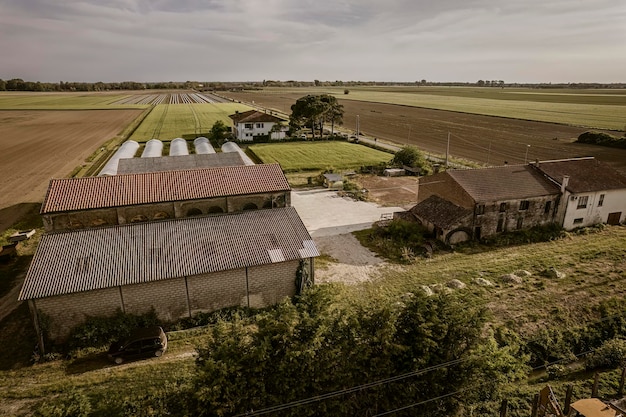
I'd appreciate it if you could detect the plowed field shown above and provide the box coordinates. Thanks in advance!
[0,109,142,230]
[221,91,626,174]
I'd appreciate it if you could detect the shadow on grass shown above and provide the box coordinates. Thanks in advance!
[0,303,37,371]
[65,353,112,375]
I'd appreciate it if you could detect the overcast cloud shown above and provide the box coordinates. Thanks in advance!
[1,0,624,83]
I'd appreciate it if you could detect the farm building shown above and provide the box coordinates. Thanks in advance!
[222,141,256,165]
[409,164,561,243]
[531,157,626,229]
[41,164,291,232]
[117,152,244,174]
[98,140,140,176]
[229,110,288,141]
[18,207,318,344]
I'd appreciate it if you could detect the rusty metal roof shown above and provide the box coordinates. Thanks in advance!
[41,164,290,214]
[447,165,560,203]
[19,207,318,300]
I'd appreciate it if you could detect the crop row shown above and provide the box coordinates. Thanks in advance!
[112,93,229,105]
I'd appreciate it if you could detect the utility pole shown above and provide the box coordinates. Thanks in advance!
[407,124,412,145]
[524,144,531,164]
[356,115,360,141]
[487,141,492,165]
[445,132,450,168]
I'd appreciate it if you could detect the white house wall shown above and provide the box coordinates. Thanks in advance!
[562,189,626,230]
[237,121,276,141]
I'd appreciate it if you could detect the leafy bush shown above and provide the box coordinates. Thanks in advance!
[355,219,430,262]
[67,309,160,351]
[480,224,566,247]
[586,338,626,370]
[33,390,91,417]
[576,131,626,149]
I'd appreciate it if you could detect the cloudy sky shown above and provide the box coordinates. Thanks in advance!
[1,0,624,83]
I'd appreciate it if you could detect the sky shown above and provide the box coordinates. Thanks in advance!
[1,0,625,83]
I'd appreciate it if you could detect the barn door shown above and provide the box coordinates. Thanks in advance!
[607,212,622,225]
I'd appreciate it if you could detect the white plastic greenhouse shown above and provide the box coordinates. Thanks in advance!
[193,137,215,154]
[98,140,140,176]
[169,138,189,156]
[141,139,163,158]
[221,141,255,166]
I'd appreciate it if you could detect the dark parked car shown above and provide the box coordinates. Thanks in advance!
[108,326,167,364]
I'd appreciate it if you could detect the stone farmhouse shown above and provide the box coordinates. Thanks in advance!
[20,162,318,349]
[406,157,626,244]
[229,110,288,141]
[411,164,560,244]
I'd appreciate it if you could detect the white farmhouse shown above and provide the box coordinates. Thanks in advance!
[229,110,287,141]
[532,157,626,230]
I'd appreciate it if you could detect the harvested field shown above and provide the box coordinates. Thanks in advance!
[221,90,626,174]
[0,109,143,223]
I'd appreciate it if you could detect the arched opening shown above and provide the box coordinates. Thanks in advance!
[242,203,258,211]
[153,211,170,220]
[130,214,149,223]
[186,208,203,217]
[207,206,224,214]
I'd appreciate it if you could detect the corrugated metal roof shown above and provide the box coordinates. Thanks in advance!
[448,165,560,202]
[19,207,318,300]
[42,164,289,214]
[533,157,626,193]
[117,153,244,174]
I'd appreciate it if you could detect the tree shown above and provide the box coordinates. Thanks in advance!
[319,94,344,135]
[290,95,326,139]
[392,146,429,173]
[0,79,5,91]
[209,120,229,143]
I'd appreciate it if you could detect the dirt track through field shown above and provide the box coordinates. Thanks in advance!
[0,110,142,216]
[222,91,626,174]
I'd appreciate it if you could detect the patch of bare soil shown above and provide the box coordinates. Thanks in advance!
[314,233,389,284]
[0,109,142,210]
[222,90,626,174]
[356,174,419,208]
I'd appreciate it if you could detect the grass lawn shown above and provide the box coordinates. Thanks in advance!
[128,103,252,142]
[248,141,394,172]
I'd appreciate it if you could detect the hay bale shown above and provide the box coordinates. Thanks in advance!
[500,273,523,284]
[446,279,466,289]
[473,277,494,287]
[541,267,566,279]
[421,286,434,297]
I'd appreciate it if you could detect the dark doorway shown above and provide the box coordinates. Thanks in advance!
[608,212,622,225]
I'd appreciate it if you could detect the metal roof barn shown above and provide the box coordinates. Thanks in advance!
[141,139,163,158]
[117,153,245,174]
[222,141,255,166]
[98,140,140,176]
[169,138,189,156]
[194,137,215,154]
[19,207,318,300]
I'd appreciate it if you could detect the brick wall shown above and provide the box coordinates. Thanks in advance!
[187,269,248,314]
[34,287,122,341]
[121,278,189,321]
[247,260,299,308]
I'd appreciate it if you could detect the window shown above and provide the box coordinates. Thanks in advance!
[598,194,605,207]
[499,202,507,212]
[244,123,253,129]
[577,196,588,209]
[497,218,504,232]
[256,123,264,128]
[517,217,523,229]
[544,201,552,214]
[476,204,485,215]
[573,218,584,224]
[519,200,529,211]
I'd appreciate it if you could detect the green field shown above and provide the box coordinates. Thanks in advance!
[0,93,144,110]
[260,86,626,130]
[129,103,252,141]
[248,141,393,172]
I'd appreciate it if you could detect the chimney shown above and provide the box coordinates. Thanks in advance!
[561,175,570,193]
